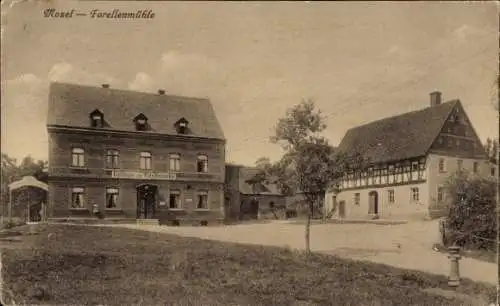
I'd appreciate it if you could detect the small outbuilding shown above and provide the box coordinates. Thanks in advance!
[6,176,48,223]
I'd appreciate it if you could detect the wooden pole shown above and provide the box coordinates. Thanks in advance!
[8,189,12,224]
[0,188,3,226]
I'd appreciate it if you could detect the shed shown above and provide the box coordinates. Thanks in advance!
[6,176,48,223]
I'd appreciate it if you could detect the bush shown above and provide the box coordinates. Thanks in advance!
[444,172,497,250]
[1,219,26,230]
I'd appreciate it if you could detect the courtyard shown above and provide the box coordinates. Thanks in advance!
[1,223,495,305]
[113,219,496,285]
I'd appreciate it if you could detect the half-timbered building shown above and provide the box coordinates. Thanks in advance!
[324,91,495,220]
[46,82,226,225]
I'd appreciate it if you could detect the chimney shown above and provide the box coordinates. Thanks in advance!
[102,84,110,89]
[430,91,441,107]
[158,89,165,95]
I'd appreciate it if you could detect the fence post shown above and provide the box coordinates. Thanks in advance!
[447,245,461,287]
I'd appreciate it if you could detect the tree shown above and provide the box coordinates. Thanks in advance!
[268,99,363,253]
[443,172,496,250]
[484,137,498,164]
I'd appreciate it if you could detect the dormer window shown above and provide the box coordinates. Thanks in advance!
[90,109,104,128]
[134,113,149,131]
[175,117,189,134]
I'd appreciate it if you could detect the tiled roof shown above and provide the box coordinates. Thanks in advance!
[338,100,459,165]
[239,167,282,195]
[47,82,225,140]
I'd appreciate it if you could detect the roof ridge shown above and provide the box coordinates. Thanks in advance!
[337,98,461,165]
[50,81,211,102]
[344,99,460,133]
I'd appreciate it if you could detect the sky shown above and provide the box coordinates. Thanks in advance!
[1,1,498,166]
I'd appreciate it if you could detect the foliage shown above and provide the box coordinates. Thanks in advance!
[0,219,27,230]
[483,137,498,164]
[2,224,495,305]
[443,172,497,250]
[1,153,48,219]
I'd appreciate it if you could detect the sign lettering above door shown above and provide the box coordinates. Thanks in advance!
[111,170,177,180]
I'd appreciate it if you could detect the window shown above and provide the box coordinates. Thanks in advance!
[269,201,275,209]
[388,190,395,203]
[91,115,103,128]
[438,137,443,145]
[105,149,119,169]
[457,159,463,171]
[169,190,181,209]
[134,113,148,131]
[140,152,152,170]
[106,188,119,209]
[169,153,181,171]
[437,186,444,202]
[90,109,104,128]
[354,193,360,205]
[71,187,85,209]
[473,162,479,174]
[197,155,208,173]
[71,148,85,167]
[491,167,496,177]
[411,161,418,171]
[456,139,460,147]
[196,190,209,209]
[175,117,189,134]
[438,158,445,173]
[411,188,419,201]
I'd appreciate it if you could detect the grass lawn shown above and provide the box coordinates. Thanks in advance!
[434,243,496,264]
[2,224,496,306]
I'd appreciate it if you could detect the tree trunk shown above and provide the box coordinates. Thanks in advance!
[305,201,314,254]
[305,212,311,254]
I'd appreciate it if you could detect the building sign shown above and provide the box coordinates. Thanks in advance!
[111,170,177,180]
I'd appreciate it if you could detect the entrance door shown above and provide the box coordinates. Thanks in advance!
[249,199,259,220]
[338,200,346,218]
[136,184,157,219]
[368,191,379,215]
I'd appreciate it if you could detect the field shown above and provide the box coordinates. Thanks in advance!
[1,224,495,305]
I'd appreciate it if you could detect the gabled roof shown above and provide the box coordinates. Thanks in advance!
[9,176,48,191]
[47,82,225,140]
[338,100,459,165]
[133,113,148,121]
[89,109,103,117]
[239,167,282,196]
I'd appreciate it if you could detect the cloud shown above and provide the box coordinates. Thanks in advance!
[2,63,117,160]
[48,62,73,82]
[387,45,409,57]
[453,24,485,42]
[128,72,154,92]
[126,51,228,98]
[48,62,115,85]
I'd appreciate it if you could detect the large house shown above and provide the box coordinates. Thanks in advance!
[324,91,495,220]
[46,82,226,225]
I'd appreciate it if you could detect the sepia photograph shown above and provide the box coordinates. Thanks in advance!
[0,1,498,305]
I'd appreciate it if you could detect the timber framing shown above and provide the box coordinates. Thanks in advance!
[339,156,426,190]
